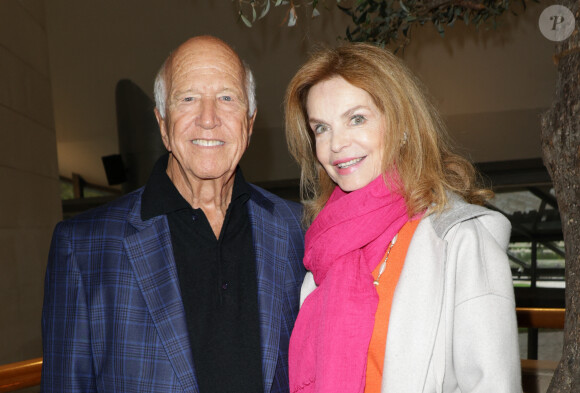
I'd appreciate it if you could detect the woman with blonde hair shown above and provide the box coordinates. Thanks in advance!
[285,43,521,393]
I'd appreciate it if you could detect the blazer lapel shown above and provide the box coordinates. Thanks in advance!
[382,217,446,392]
[247,196,288,393]
[124,200,198,393]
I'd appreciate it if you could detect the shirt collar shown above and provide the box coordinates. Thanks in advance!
[141,153,250,220]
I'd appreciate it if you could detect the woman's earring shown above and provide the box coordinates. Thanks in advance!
[402,132,408,146]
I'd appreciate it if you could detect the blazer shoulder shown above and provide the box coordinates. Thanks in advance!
[56,188,145,237]
[67,188,143,220]
[248,184,303,222]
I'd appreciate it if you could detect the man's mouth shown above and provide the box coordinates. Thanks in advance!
[336,157,364,169]
[192,139,224,147]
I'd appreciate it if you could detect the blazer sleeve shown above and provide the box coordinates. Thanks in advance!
[41,221,97,393]
[448,215,522,393]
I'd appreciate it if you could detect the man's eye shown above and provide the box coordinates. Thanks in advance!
[220,96,232,101]
[350,115,366,125]
[183,97,194,102]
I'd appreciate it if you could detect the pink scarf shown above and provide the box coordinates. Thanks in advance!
[289,174,408,393]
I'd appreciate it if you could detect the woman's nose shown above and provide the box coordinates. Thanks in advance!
[330,128,350,152]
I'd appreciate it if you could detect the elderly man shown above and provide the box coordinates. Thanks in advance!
[41,36,305,393]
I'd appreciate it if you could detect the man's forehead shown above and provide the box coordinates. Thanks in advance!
[169,64,245,94]
[172,38,243,73]
[169,51,244,87]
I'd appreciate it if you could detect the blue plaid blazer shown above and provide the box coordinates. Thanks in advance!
[41,184,305,393]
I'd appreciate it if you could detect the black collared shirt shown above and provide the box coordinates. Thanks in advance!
[142,154,263,393]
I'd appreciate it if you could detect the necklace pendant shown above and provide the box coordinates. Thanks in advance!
[373,280,379,286]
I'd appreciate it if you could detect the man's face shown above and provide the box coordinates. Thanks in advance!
[156,38,255,183]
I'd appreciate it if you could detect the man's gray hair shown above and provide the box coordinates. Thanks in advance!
[153,58,257,119]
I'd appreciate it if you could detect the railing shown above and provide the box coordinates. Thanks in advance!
[518,308,564,393]
[516,307,565,330]
[518,307,565,361]
[0,308,566,392]
[0,357,42,393]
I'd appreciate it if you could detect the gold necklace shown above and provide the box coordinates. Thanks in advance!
[373,233,398,286]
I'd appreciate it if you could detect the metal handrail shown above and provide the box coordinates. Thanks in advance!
[0,357,42,393]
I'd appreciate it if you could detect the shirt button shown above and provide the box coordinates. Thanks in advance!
[221,281,229,290]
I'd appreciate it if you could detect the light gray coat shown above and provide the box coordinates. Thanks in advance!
[300,194,522,392]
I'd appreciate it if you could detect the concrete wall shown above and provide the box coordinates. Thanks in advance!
[0,0,61,364]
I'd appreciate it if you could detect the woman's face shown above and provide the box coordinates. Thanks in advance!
[306,76,387,192]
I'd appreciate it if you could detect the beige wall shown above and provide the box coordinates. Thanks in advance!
[45,0,352,186]
[0,0,61,364]
[401,2,557,163]
[44,0,557,187]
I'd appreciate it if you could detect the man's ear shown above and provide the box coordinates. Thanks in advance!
[246,109,257,147]
[154,108,170,151]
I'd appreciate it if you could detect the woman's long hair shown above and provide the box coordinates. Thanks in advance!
[285,43,492,226]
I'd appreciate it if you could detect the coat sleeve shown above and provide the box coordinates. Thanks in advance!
[41,221,97,393]
[448,214,522,393]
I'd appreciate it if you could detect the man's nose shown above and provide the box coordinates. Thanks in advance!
[197,98,219,129]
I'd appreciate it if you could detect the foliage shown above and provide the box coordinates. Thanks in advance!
[233,0,538,48]
[233,0,321,27]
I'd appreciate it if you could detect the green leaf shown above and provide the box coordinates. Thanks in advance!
[252,4,257,22]
[312,7,320,17]
[288,6,297,26]
[259,0,271,19]
[399,0,409,13]
[337,4,352,15]
[356,10,368,24]
[240,12,252,27]
[448,13,457,27]
[434,20,444,37]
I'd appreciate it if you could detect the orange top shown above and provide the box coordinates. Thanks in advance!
[365,219,420,393]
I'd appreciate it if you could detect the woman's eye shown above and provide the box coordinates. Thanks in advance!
[350,114,366,125]
[314,124,328,134]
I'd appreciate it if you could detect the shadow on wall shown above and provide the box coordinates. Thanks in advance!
[112,79,166,193]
